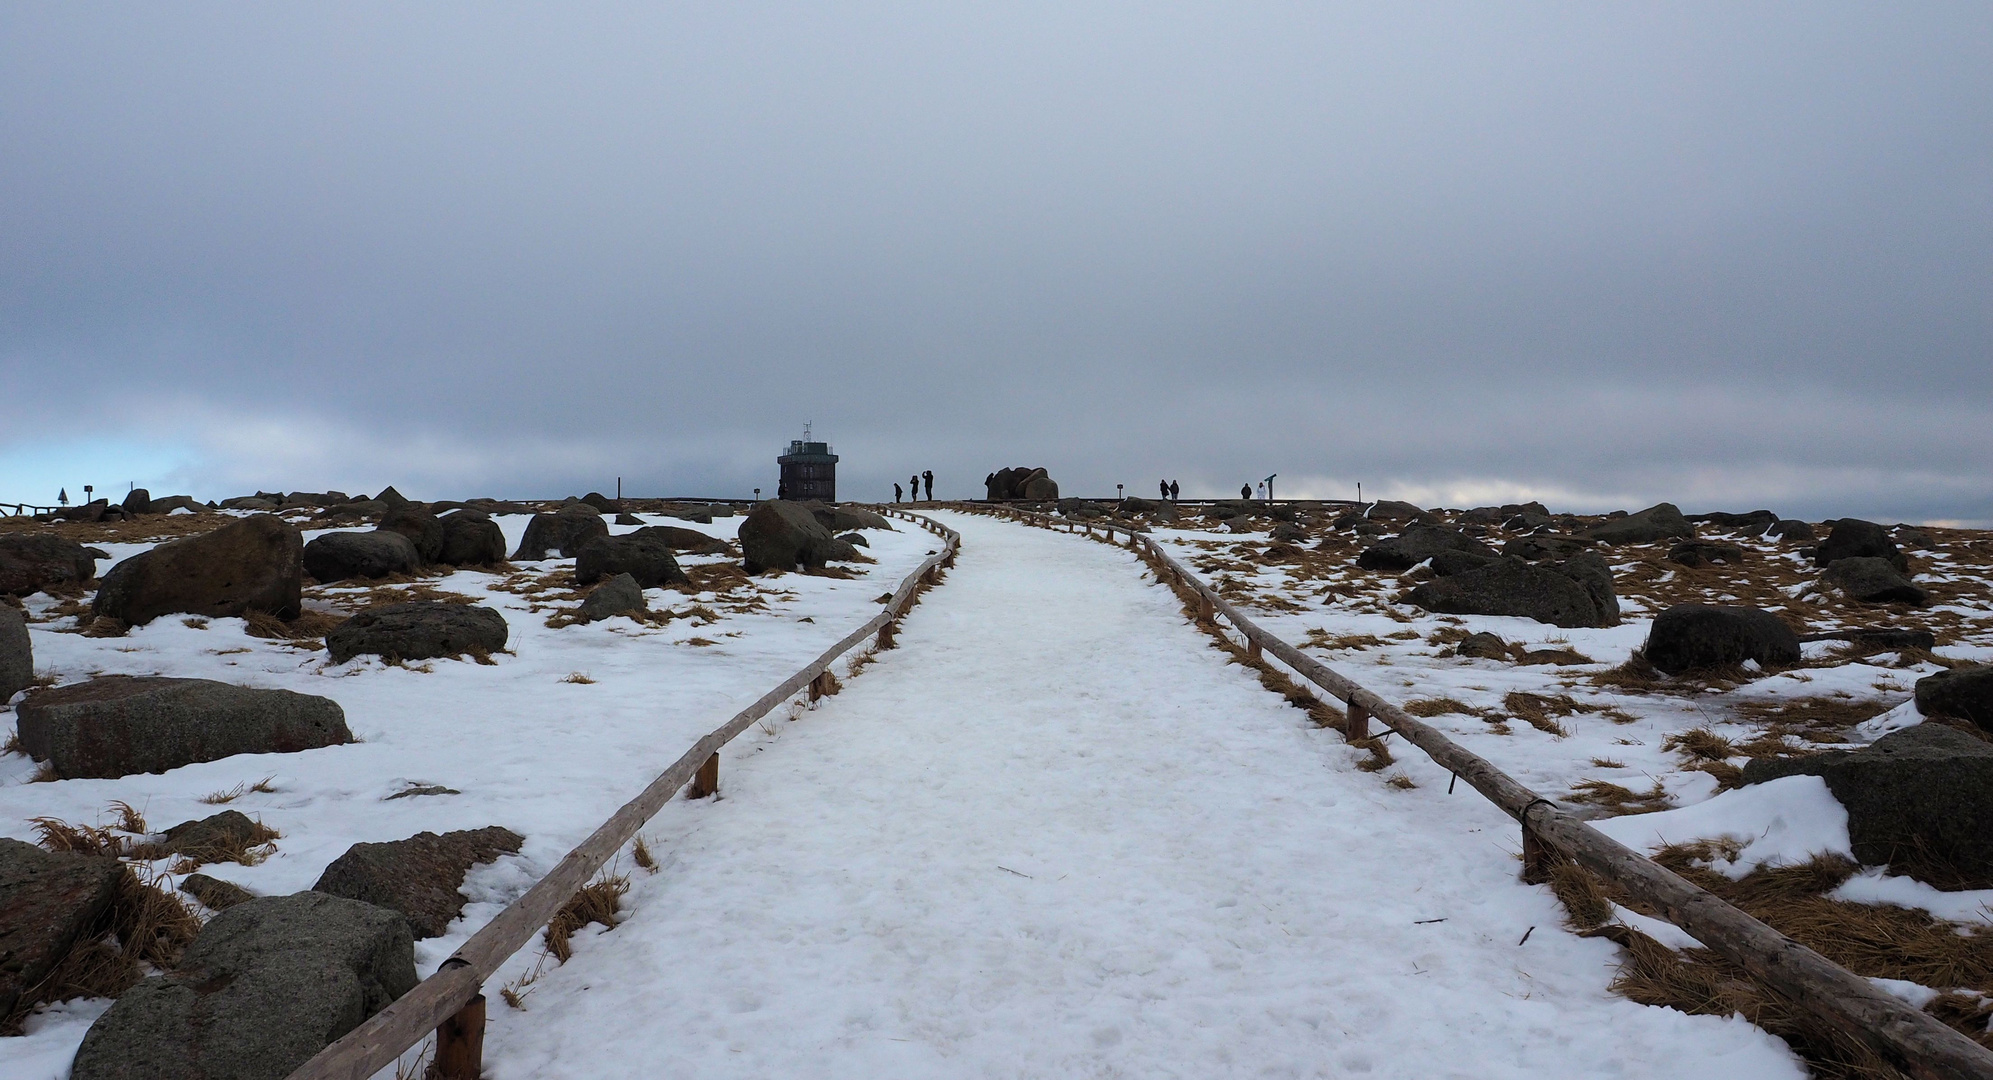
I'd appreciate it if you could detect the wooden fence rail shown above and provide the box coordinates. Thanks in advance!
[976,504,1993,1080]
[286,510,960,1080]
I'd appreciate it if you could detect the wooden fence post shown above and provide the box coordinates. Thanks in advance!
[1247,636,1262,661]
[688,753,719,799]
[1345,700,1370,741]
[434,992,485,1080]
[876,620,896,650]
[1521,821,1555,885]
[1197,592,1215,624]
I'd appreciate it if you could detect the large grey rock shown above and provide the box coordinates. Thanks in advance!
[161,811,270,862]
[145,496,207,516]
[577,573,647,623]
[301,530,420,583]
[376,505,443,564]
[93,515,302,626]
[988,466,1056,501]
[1688,509,1778,533]
[1582,502,1695,545]
[15,676,351,780]
[739,501,838,573]
[119,489,152,516]
[1916,666,1993,732]
[1643,604,1801,674]
[326,602,509,664]
[629,525,730,555]
[807,504,894,532]
[0,838,125,1020]
[1823,556,1927,605]
[1020,474,1059,501]
[1815,518,1905,570]
[374,485,410,507]
[1741,725,1993,883]
[1355,525,1494,572]
[1553,552,1621,625]
[0,533,98,596]
[512,504,608,560]
[1404,557,1617,628]
[1768,519,1815,542]
[311,827,523,939]
[436,510,507,566]
[1364,500,1430,523]
[574,535,687,588]
[1,605,31,703]
[70,892,416,1080]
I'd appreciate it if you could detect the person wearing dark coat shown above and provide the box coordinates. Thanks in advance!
[1159,480,1168,499]
[894,483,903,503]
[1241,484,1251,500]
[911,474,920,502]
[922,470,934,500]
[1169,480,1179,501]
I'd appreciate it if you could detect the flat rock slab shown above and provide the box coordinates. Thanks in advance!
[15,676,351,780]
[325,601,509,664]
[1403,556,1617,628]
[1742,724,1993,884]
[71,892,416,1080]
[301,530,419,583]
[92,514,302,626]
[629,525,731,555]
[1823,556,1927,605]
[574,535,687,588]
[178,874,255,913]
[0,838,125,1021]
[312,826,524,938]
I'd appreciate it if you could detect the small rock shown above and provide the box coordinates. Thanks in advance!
[312,827,524,938]
[1822,557,1927,605]
[71,892,417,1080]
[1915,665,1993,732]
[178,873,255,912]
[574,536,687,589]
[1667,540,1746,568]
[302,530,421,583]
[93,515,303,625]
[326,602,509,664]
[1404,557,1616,628]
[384,784,460,800]
[16,677,351,780]
[1457,632,1508,660]
[577,573,648,623]
[162,810,272,862]
[628,525,730,555]
[1643,605,1800,674]
[838,532,870,548]
[375,485,410,507]
[614,512,644,526]
[1363,500,1430,523]
[1502,534,1593,562]
[1355,525,1495,572]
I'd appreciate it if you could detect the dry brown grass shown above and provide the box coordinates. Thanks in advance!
[242,608,347,645]
[561,672,596,684]
[1729,695,1894,746]
[632,836,658,873]
[0,510,223,546]
[199,777,277,804]
[1663,727,1737,761]
[30,816,128,857]
[164,819,280,873]
[1403,697,1479,718]
[544,875,631,963]
[1501,691,1579,737]
[1566,779,1673,814]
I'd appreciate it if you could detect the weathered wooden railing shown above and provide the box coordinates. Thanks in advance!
[287,510,959,1080]
[975,503,1993,1080]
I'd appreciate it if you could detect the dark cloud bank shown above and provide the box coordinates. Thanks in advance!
[3,4,1989,522]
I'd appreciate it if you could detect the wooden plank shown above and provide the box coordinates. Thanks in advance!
[433,993,485,1080]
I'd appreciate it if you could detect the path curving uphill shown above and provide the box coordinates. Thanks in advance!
[485,511,1802,1078]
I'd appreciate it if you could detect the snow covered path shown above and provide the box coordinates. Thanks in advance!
[483,512,1801,1079]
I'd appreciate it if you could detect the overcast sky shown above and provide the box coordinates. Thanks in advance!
[3,4,1989,521]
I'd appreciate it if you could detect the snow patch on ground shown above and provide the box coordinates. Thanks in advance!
[1590,776,1851,877]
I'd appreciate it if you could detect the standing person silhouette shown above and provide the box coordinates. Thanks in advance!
[893,483,903,504]
[922,470,934,501]
[1159,480,1168,500]
[1169,480,1179,501]
[1241,484,1251,500]
[910,474,920,502]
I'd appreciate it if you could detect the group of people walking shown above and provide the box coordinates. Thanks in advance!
[895,470,934,503]
[1156,480,1180,501]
